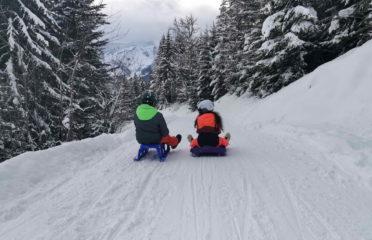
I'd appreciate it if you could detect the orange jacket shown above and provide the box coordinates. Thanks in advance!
[195,113,222,134]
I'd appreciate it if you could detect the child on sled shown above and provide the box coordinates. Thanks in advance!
[134,91,182,149]
[187,100,230,148]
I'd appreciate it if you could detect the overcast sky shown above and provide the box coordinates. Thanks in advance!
[101,0,220,43]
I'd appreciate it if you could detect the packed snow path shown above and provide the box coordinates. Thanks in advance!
[1,107,372,240]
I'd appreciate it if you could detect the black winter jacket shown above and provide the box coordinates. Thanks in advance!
[134,104,169,145]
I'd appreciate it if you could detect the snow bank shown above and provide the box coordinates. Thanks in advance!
[0,132,133,204]
[217,40,372,188]
[220,40,372,133]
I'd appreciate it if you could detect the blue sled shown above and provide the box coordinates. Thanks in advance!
[191,146,227,157]
[134,144,170,162]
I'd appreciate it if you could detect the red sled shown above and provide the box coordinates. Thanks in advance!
[190,146,227,157]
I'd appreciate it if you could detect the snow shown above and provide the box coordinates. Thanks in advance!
[62,117,70,129]
[262,11,284,38]
[18,0,46,29]
[39,30,61,45]
[31,54,52,70]
[16,16,42,55]
[1,41,372,239]
[259,39,277,52]
[329,19,340,33]
[329,29,350,44]
[339,5,356,18]
[43,82,69,101]
[35,32,48,46]
[291,21,315,33]
[7,19,15,50]
[262,6,317,38]
[284,32,306,47]
[41,47,61,65]
[249,40,372,130]
[5,59,20,99]
[6,19,21,103]
[33,0,59,26]
[284,6,318,21]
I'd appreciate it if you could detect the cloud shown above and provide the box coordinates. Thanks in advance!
[101,0,219,43]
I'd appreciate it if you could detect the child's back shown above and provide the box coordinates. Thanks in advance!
[189,100,230,148]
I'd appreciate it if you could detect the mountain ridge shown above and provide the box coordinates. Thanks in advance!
[104,41,157,80]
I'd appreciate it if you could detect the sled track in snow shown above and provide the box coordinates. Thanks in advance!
[1,111,372,240]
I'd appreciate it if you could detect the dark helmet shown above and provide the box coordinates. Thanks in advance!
[141,90,157,106]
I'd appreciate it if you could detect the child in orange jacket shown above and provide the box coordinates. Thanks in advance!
[188,100,230,148]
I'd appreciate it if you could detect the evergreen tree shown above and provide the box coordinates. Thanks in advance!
[0,0,66,161]
[162,32,177,104]
[223,0,251,93]
[55,0,111,141]
[324,0,372,55]
[369,0,372,37]
[150,32,176,107]
[249,1,320,97]
[237,0,268,96]
[210,0,230,100]
[171,15,199,104]
[149,35,165,104]
[195,27,215,106]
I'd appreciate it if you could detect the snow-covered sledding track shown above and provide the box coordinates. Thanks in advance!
[1,110,372,240]
[1,41,372,240]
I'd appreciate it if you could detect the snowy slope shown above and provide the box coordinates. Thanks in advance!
[104,42,157,79]
[1,41,372,240]
[231,40,372,130]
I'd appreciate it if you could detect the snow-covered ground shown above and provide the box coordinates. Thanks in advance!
[1,41,372,240]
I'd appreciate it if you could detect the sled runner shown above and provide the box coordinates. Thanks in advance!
[190,146,227,157]
[134,144,170,162]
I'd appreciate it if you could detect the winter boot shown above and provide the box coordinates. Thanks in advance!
[187,134,194,143]
[224,133,231,141]
[172,134,182,149]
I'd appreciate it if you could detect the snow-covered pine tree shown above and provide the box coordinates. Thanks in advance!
[158,31,177,104]
[162,31,177,105]
[194,28,215,108]
[170,15,199,104]
[354,0,372,42]
[150,35,165,104]
[369,0,372,37]
[0,0,67,161]
[223,0,253,94]
[324,0,372,55]
[131,74,147,106]
[0,70,21,161]
[210,0,230,100]
[249,1,320,97]
[236,0,268,96]
[150,32,176,107]
[55,0,111,141]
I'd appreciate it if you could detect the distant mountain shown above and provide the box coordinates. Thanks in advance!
[104,41,157,80]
